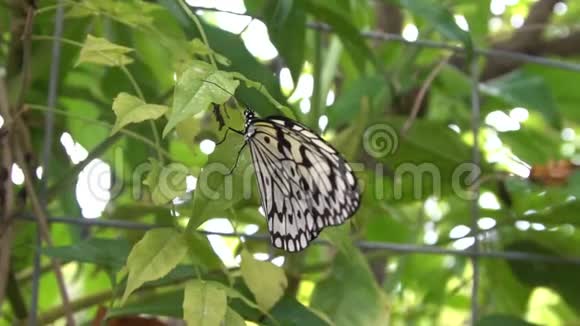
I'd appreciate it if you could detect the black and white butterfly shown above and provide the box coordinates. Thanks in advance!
[224,108,360,252]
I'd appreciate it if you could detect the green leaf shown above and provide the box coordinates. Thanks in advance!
[185,232,225,273]
[111,92,168,135]
[139,265,198,288]
[76,34,134,67]
[122,228,187,303]
[71,0,157,27]
[60,97,109,149]
[66,1,97,18]
[240,250,288,311]
[110,1,158,28]
[224,308,246,326]
[42,238,129,271]
[145,161,189,205]
[151,167,187,205]
[481,70,561,129]
[478,315,538,326]
[163,60,239,137]
[264,1,306,83]
[232,72,295,118]
[107,290,183,319]
[144,157,162,189]
[398,0,473,55]
[498,126,562,164]
[267,296,332,326]
[505,239,580,311]
[362,204,411,244]
[310,246,389,326]
[156,5,287,117]
[327,75,390,127]
[189,38,231,66]
[183,280,227,326]
[482,260,531,316]
[524,65,580,123]
[369,117,481,201]
[187,111,254,229]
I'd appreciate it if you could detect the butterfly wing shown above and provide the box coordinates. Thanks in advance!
[246,117,360,252]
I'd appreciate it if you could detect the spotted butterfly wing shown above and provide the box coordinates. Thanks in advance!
[243,109,360,252]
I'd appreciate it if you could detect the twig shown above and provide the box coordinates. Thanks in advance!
[23,290,113,326]
[401,57,449,135]
[13,4,34,113]
[309,30,323,130]
[179,0,217,68]
[31,262,223,325]
[0,80,15,235]
[12,144,75,325]
[118,65,164,163]
[0,65,16,320]
[0,226,14,315]
[6,271,27,320]
[32,1,73,322]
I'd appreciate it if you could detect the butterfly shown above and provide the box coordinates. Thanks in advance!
[223,108,361,252]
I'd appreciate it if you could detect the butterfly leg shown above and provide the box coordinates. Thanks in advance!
[225,142,247,175]
[216,127,244,145]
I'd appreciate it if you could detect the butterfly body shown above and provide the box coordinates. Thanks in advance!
[240,108,361,252]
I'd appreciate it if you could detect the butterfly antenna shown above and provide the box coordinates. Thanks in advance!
[225,142,247,175]
[200,79,250,109]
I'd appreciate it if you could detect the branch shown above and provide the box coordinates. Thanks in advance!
[25,290,113,326]
[539,30,580,57]
[2,2,75,322]
[32,264,230,325]
[376,1,403,35]
[480,0,561,80]
[449,0,563,80]
[401,57,449,134]
[508,0,561,47]
[6,271,28,321]
[0,157,14,317]
[12,136,75,325]
[0,68,16,318]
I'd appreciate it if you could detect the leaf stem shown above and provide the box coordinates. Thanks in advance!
[35,2,74,15]
[309,29,323,129]
[118,65,164,163]
[178,0,217,68]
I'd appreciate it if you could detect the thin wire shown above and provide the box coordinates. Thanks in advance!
[31,1,66,324]
[469,58,482,325]
[307,22,580,73]
[187,4,580,74]
[15,215,580,265]
[180,8,580,72]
